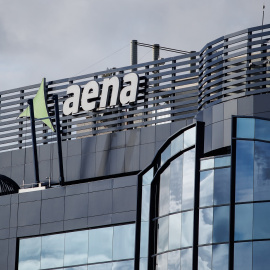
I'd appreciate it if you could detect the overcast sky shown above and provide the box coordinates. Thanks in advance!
[0,0,269,90]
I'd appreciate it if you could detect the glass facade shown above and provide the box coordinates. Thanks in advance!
[18,224,135,270]
[234,117,270,270]
[139,126,196,270]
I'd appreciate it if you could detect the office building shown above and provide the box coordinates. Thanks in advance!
[0,24,269,270]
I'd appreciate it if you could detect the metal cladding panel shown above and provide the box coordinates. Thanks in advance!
[0,52,198,152]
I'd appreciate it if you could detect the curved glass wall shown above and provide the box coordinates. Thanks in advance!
[234,117,270,270]
[18,223,135,270]
[198,155,231,270]
[138,125,197,270]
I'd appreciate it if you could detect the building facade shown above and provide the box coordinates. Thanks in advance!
[0,24,270,270]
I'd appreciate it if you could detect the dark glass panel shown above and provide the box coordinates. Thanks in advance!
[181,210,193,248]
[41,234,64,269]
[141,185,150,221]
[112,260,134,270]
[237,118,255,139]
[161,145,171,166]
[213,206,229,243]
[18,237,41,270]
[253,202,270,239]
[199,208,213,245]
[157,216,169,253]
[214,168,230,205]
[234,242,252,270]
[159,166,170,216]
[255,118,270,141]
[169,213,181,250]
[168,250,180,270]
[200,170,214,207]
[212,244,228,270]
[235,140,254,202]
[253,241,270,270]
[254,141,270,201]
[88,227,113,263]
[157,253,168,270]
[140,221,149,257]
[142,167,153,186]
[64,230,88,266]
[184,127,196,148]
[182,149,195,210]
[170,156,183,213]
[234,204,253,241]
[198,246,212,270]
[171,134,183,156]
[113,224,135,260]
[181,248,192,270]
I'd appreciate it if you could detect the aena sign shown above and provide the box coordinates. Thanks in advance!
[63,73,139,115]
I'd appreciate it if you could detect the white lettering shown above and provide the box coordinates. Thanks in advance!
[81,81,100,111]
[63,85,81,115]
[120,73,139,105]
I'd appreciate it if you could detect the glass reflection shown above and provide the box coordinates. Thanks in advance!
[112,260,134,270]
[18,237,41,270]
[234,204,253,241]
[253,202,270,239]
[254,141,270,201]
[140,222,149,257]
[157,253,168,270]
[182,149,195,210]
[143,168,153,186]
[170,156,183,213]
[235,140,254,202]
[181,211,193,248]
[159,166,170,216]
[200,170,214,207]
[184,127,196,148]
[215,156,230,168]
[212,244,228,270]
[234,242,252,270]
[169,213,181,250]
[201,158,214,171]
[157,217,169,253]
[213,206,229,243]
[139,258,148,270]
[171,134,183,156]
[88,227,113,263]
[237,118,255,139]
[199,208,213,245]
[161,145,171,166]
[253,241,270,270]
[88,262,112,270]
[168,250,180,270]
[141,185,150,221]
[41,234,64,269]
[181,248,192,270]
[198,246,212,270]
[255,118,270,141]
[113,224,135,260]
[214,168,230,205]
[64,230,88,266]
[66,267,87,270]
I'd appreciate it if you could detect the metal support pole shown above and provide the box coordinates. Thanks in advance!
[53,95,64,185]
[153,44,160,61]
[28,99,40,184]
[131,40,138,71]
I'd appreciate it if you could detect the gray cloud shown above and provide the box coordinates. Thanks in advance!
[0,0,268,90]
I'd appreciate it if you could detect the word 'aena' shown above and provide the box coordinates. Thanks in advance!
[63,73,139,115]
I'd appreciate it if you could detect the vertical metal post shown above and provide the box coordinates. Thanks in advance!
[53,95,64,185]
[153,44,160,61]
[28,99,40,184]
[131,40,138,66]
